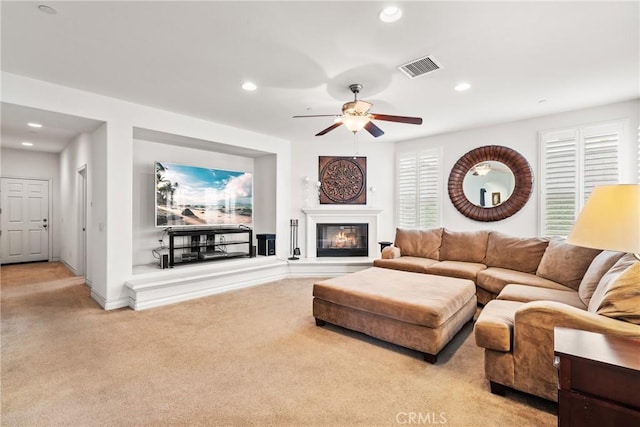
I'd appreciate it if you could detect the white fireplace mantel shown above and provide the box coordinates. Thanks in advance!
[302,207,383,258]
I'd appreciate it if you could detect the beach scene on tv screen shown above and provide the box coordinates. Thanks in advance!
[156,161,252,227]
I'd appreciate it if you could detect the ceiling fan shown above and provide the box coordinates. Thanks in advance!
[293,84,423,137]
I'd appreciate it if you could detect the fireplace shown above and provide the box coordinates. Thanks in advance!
[316,223,368,257]
[303,207,382,258]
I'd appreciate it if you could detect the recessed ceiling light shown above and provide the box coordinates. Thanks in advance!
[379,6,402,23]
[37,4,57,15]
[242,81,257,91]
[22,142,34,147]
[28,122,43,128]
[454,82,471,92]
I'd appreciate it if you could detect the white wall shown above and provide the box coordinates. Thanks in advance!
[0,147,61,260]
[59,132,92,275]
[396,99,640,237]
[132,138,258,266]
[253,154,277,235]
[289,138,396,257]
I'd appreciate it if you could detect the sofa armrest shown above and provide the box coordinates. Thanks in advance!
[515,301,640,337]
[510,301,640,401]
[381,246,401,259]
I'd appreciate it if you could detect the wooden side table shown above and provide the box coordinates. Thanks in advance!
[554,327,640,427]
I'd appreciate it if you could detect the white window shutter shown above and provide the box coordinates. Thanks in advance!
[583,122,620,202]
[417,150,440,228]
[541,129,578,237]
[540,121,623,237]
[397,153,418,229]
[397,149,440,229]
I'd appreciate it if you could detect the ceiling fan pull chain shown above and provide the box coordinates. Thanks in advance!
[353,132,359,155]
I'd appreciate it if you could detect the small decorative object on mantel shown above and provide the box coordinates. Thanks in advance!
[319,156,367,205]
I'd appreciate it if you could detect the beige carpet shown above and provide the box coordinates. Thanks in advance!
[1,267,556,426]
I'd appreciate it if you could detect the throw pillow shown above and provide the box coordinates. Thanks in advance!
[394,227,442,259]
[439,229,489,263]
[536,238,601,290]
[578,250,625,307]
[588,254,638,312]
[590,256,640,325]
[484,231,549,274]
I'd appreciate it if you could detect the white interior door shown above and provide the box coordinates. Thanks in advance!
[0,178,50,264]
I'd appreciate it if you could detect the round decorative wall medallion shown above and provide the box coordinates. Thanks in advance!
[319,156,367,204]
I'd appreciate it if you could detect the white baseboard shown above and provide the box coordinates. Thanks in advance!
[91,289,129,310]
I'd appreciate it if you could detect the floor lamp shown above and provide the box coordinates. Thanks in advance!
[289,219,301,260]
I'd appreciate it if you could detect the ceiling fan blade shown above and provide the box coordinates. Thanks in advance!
[364,121,385,138]
[370,114,423,125]
[315,122,343,136]
[293,114,340,118]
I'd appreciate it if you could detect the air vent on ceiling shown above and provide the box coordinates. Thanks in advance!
[398,55,441,79]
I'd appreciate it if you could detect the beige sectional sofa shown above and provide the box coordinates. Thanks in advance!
[374,228,603,305]
[373,227,640,401]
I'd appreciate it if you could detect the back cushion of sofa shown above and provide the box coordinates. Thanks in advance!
[588,255,640,325]
[439,229,488,263]
[578,250,625,307]
[394,227,442,259]
[484,231,549,273]
[536,238,602,290]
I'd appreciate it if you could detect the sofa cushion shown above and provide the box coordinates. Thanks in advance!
[373,256,439,274]
[497,284,586,309]
[578,250,625,307]
[588,255,640,324]
[424,261,486,282]
[394,227,442,259]
[439,229,489,263]
[484,232,549,274]
[474,300,525,352]
[477,267,572,295]
[536,238,602,291]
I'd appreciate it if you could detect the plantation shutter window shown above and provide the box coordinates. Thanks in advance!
[582,123,620,202]
[540,121,622,237]
[397,149,441,229]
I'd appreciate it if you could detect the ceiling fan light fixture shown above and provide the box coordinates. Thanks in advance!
[342,115,370,133]
[241,81,257,91]
[379,6,402,23]
[474,163,492,176]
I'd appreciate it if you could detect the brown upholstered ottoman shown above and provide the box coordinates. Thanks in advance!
[313,267,477,363]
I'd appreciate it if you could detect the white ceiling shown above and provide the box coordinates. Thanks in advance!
[1,103,103,153]
[1,1,638,152]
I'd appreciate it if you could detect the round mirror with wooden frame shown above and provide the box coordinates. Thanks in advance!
[448,145,533,222]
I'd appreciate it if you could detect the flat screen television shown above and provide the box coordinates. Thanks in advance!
[155,161,253,228]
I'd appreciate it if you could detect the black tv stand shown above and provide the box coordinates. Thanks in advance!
[167,228,253,267]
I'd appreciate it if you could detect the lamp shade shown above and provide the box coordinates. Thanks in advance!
[567,184,640,254]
